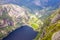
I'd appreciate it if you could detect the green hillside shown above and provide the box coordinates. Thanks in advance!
[40,8,60,40]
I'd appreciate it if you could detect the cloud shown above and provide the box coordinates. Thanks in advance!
[32,0,49,8]
[0,0,19,4]
[0,0,12,4]
[32,0,41,6]
[44,0,48,2]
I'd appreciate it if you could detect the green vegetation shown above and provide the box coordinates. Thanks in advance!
[28,14,43,31]
[41,21,60,40]
[40,8,60,40]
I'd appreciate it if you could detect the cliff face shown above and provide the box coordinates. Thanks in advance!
[1,4,29,19]
[0,4,31,27]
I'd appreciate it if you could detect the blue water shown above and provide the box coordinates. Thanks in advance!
[3,25,38,40]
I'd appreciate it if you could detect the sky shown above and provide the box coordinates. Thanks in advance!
[0,0,60,11]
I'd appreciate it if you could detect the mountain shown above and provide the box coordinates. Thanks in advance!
[0,4,32,39]
[0,4,32,26]
[0,4,43,39]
